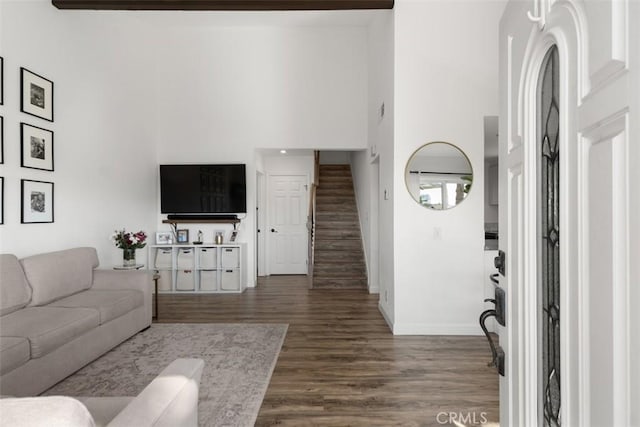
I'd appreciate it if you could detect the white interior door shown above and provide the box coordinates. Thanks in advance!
[267,174,309,275]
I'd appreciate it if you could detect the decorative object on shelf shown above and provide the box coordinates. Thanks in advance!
[0,176,4,225]
[20,122,54,171]
[176,229,189,243]
[21,67,54,122]
[21,179,54,223]
[156,231,173,245]
[193,230,203,245]
[0,56,3,105]
[112,229,147,267]
[0,116,4,164]
[229,230,238,242]
[215,230,224,244]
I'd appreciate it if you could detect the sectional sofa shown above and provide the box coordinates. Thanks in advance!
[0,247,152,396]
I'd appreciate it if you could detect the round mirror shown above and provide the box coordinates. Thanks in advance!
[405,142,473,210]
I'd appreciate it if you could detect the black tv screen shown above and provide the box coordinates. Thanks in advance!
[160,164,247,214]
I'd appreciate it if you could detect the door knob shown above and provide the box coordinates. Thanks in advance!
[271,228,278,233]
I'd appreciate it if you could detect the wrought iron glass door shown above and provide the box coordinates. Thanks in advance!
[538,45,561,427]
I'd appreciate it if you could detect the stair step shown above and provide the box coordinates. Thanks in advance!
[314,252,364,263]
[316,190,355,198]
[319,164,350,171]
[316,194,356,201]
[315,212,358,221]
[314,239,362,250]
[315,220,359,228]
[314,229,361,239]
[318,169,352,177]
[313,267,366,277]
[316,203,357,213]
[312,277,368,289]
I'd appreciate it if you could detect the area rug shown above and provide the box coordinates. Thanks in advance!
[43,323,288,427]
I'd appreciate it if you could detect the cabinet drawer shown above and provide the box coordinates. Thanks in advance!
[220,269,240,291]
[176,270,195,291]
[156,270,172,292]
[221,248,239,268]
[154,249,173,269]
[177,248,195,269]
[198,248,217,269]
[199,270,218,291]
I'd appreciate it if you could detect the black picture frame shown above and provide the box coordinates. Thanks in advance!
[0,177,4,225]
[21,122,54,171]
[177,229,189,243]
[0,57,4,106]
[21,179,54,224]
[20,67,54,122]
[0,116,4,165]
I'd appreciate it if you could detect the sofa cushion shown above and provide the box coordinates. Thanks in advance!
[0,307,99,358]
[0,396,96,427]
[47,290,144,324]
[0,337,31,375]
[0,254,32,316]
[21,247,99,307]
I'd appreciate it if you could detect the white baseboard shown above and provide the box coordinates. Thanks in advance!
[378,302,393,332]
[392,322,483,336]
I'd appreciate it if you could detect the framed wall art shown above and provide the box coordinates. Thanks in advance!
[0,57,4,105]
[0,116,3,164]
[0,177,4,225]
[21,123,54,171]
[21,67,54,122]
[21,179,54,224]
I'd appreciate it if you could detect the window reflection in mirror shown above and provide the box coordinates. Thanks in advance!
[405,142,473,210]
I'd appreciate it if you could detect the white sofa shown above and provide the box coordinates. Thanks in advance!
[0,358,205,427]
[0,247,152,396]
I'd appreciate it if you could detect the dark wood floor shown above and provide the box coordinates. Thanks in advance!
[155,275,499,426]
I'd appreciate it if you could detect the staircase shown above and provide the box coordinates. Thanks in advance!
[312,164,368,289]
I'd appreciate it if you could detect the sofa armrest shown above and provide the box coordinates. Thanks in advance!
[0,396,96,427]
[107,358,205,427]
[92,270,152,323]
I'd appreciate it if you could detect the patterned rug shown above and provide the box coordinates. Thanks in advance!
[43,323,288,427]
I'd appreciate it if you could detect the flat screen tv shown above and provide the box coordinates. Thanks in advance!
[160,164,247,215]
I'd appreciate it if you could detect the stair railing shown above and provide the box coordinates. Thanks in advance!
[307,151,320,286]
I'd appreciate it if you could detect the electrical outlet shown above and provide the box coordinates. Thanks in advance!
[384,290,388,302]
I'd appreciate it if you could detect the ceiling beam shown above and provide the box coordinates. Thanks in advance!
[52,0,394,10]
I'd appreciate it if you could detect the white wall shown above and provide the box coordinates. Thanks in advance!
[153,23,368,286]
[392,0,505,334]
[0,1,158,265]
[0,4,369,283]
[363,11,395,321]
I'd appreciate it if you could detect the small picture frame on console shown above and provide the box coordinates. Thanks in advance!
[156,231,173,245]
[176,229,189,244]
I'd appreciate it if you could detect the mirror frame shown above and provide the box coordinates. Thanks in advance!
[404,141,474,211]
